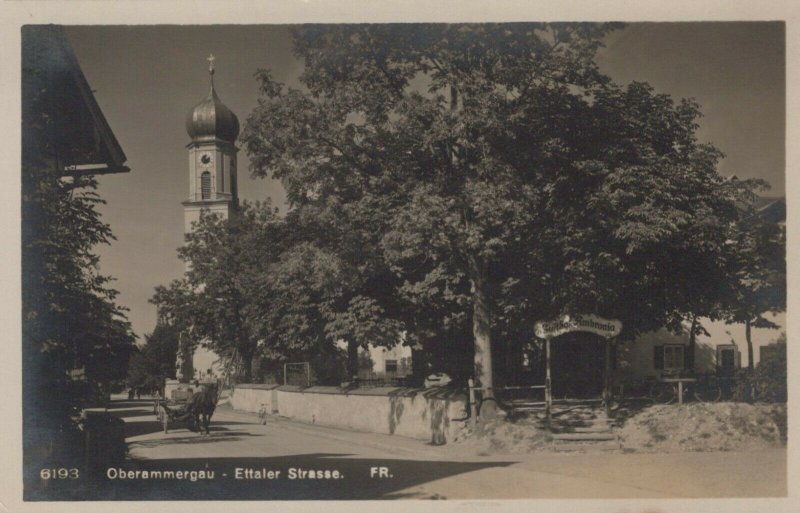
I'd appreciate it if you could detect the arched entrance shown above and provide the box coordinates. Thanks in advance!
[534,314,622,420]
[550,332,606,399]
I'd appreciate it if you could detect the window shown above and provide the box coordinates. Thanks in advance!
[664,345,684,370]
[720,348,735,370]
[201,171,211,200]
[385,360,398,374]
[654,344,685,371]
[717,345,739,376]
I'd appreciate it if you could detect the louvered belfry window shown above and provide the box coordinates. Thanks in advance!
[201,171,211,200]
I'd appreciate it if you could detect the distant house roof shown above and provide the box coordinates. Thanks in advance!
[22,25,129,175]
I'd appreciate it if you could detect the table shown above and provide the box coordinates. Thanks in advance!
[660,377,697,404]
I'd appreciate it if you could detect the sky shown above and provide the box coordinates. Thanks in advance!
[63,23,785,354]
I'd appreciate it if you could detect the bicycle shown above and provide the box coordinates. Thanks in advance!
[649,374,729,404]
[650,375,703,404]
[690,374,722,403]
[649,380,676,404]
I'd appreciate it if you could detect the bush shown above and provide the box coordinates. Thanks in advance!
[755,336,787,402]
[733,336,786,403]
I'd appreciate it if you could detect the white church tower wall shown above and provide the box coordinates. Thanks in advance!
[178,54,239,382]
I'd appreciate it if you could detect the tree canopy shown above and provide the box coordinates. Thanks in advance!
[152,199,385,384]
[152,201,285,382]
[236,23,777,408]
[23,91,136,434]
[126,322,179,392]
[150,23,784,405]
[724,192,786,369]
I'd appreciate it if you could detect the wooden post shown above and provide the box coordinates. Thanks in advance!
[604,337,612,416]
[468,378,477,427]
[545,338,552,424]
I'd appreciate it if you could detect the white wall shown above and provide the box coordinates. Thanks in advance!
[335,337,414,377]
[367,344,412,376]
[230,385,467,444]
[619,324,751,380]
[230,384,279,413]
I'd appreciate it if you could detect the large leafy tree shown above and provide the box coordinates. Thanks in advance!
[153,200,376,385]
[126,322,179,393]
[152,201,286,382]
[242,24,756,414]
[724,190,785,370]
[266,204,405,379]
[23,102,136,437]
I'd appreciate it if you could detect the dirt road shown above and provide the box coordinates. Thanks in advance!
[65,397,787,500]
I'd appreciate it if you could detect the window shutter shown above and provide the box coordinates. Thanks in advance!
[201,171,211,200]
[654,345,664,370]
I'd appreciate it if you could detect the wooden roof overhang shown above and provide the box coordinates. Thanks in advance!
[22,25,129,176]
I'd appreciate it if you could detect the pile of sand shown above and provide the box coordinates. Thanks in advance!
[450,416,554,455]
[617,402,786,453]
[450,402,786,455]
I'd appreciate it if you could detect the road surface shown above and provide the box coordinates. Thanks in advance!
[58,397,788,500]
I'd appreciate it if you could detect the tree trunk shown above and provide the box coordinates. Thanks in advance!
[347,339,360,380]
[746,318,754,372]
[178,336,194,383]
[240,350,253,383]
[411,345,427,386]
[504,337,514,388]
[469,256,496,420]
[242,359,252,383]
[687,316,697,372]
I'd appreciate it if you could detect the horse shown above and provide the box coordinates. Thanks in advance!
[185,383,219,435]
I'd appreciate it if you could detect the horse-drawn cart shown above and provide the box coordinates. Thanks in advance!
[154,383,219,435]
[155,388,197,434]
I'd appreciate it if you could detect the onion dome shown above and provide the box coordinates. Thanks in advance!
[185,54,240,143]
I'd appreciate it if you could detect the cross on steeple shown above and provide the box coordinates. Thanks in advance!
[207,53,216,75]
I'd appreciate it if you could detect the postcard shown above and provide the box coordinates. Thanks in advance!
[4,2,797,512]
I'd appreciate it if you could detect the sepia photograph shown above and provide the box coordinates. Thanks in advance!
[14,12,791,509]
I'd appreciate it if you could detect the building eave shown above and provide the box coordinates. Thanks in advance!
[22,25,130,176]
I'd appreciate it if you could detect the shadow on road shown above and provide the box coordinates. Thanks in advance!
[113,410,161,420]
[109,400,154,408]
[122,420,238,439]
[130,431,264,449]
[25,397,518,501]
[123,420,168,438]
[122,417,256,439]
[27,453,514,501]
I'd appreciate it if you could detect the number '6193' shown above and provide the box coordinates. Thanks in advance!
[40,468,79,479]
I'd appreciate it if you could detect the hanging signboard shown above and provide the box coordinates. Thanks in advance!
[534,314,622,339]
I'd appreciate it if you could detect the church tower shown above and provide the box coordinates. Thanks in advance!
[183,54,239,230]
[178,55,239,382]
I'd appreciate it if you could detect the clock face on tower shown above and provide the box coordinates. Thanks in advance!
[199,152,213,166]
